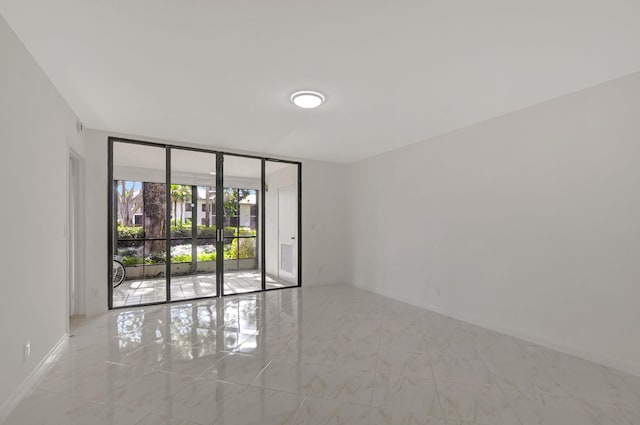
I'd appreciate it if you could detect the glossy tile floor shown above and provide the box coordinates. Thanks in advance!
[113,271,294,307]
[6,286,640,425]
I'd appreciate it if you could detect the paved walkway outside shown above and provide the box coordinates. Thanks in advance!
[113,270,293,307]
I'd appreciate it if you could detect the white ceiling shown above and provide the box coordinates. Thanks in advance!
[2,0,640,163]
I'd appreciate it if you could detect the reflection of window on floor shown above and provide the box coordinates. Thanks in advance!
[113,298,270,358]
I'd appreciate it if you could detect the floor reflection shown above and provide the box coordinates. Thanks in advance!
[110,290,300,365]
[9,286,640,425]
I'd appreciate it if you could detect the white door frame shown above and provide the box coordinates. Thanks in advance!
[67,150,86,324]
[277,184,297,283]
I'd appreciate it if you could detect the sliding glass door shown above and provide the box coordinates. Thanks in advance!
[169,149,218,301]
[109,138,301,309]
[221,155,263,295]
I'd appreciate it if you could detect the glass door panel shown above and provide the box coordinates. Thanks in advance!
[170,149,218,301]
[265,161,299,289]
[221,155,262,295]
[112,142,168,307]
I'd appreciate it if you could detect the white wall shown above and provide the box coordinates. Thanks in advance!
[348,71,640,376]
[83,130,349,315]
[0,15,85,412]
[302,160,349,285]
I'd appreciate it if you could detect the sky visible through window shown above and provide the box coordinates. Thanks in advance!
[117,181,142,194]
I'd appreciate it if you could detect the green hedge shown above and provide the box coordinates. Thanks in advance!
[226,237,256,259]
[171,251,219,263]
[170,225,238,238]
[118,224,258,265]
[171,225,191,238]
[119,225,256,240]
[121,256,143,266]
[198,251,217,262]
[171,253,192,263]
[121,242,257,265]
[117,226,145,239]
[237,228,257,237]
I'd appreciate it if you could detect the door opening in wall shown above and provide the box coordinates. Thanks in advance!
[266,161,300,289]
[68,152,83,323]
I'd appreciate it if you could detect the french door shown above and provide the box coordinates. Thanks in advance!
[108,138,301,309]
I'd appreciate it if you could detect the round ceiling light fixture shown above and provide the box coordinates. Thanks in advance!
[290,90,325,109]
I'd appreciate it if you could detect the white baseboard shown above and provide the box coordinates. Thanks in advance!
[0,334,69,424]
[301,281,346,287]
[352,283,640,378]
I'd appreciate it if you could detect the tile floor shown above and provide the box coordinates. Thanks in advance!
[5,286,640,425]
[113,271,294,307]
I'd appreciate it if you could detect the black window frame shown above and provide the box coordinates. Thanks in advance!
[108,136,302,310]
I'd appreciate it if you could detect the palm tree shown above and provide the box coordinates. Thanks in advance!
[171,184,181,226]
[178,185,192,225]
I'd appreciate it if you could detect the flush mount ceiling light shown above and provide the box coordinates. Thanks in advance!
[290,90,325,109]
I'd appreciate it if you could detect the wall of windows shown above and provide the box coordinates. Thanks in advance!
[109,138,301,309]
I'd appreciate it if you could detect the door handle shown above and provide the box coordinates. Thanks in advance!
[291,236,296,240]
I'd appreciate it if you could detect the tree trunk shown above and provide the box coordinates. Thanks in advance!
[173,200,177,226]
[144,182,166,257]
[123,183,132,226]
[117,181,125,226]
